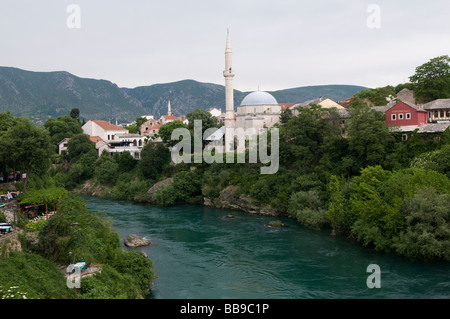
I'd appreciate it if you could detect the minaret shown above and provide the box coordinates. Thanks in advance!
[224,29,235,129]
[168,100,172,116]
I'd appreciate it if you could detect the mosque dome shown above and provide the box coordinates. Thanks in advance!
[240,91,278,106]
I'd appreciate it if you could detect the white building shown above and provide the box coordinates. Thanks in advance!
[82,119,145,159]
[82,119,127,142]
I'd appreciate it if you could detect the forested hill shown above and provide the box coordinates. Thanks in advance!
[0,67,146,125]
[124,81,368,119]
[0,66,367,123]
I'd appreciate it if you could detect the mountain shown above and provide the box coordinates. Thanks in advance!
[0,67,146,125]
[0,67,368,124]
[125,81,368,119]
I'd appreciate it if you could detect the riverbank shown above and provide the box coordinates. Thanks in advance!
[0,192,155,299]
[73,178,282,217]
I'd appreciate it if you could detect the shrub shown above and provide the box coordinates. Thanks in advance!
[288,190,329,230]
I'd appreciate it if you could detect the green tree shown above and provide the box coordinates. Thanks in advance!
[44,115,82,150]
[158,120,189,147]
[410,55,450,103]
[95,152,119,185]
[187,109,217,132]
[67,133,96,163]
[394,187,450,262]
[0,118,53,192]
[114,151,136,173]
[288,190,328,230]
[70,108,80,120]
[139,142,171,180]
[346,105,395,174]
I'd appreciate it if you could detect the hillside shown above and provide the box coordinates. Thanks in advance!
[124,82,367,119]
[0,67,145,125]
[0,67,367,123]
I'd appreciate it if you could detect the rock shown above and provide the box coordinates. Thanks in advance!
[267,220,286,228]
[147,178,174,202]
[124,234,150,248]
[204,185,279,217]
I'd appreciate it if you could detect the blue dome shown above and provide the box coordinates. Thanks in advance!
[240,91,278,106]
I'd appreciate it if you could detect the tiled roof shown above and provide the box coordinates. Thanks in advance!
[89,136,103,143]
[91,120,127,131]
[423,99,450,110]
[162,115,179,120]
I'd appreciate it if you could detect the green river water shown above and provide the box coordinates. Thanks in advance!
[82,196,450,299]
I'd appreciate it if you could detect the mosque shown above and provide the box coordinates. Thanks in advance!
[222,29,282,132]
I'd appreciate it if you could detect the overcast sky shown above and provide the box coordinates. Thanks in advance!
[1,0,450,92]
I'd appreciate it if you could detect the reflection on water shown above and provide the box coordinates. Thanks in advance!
[82,196,450,299]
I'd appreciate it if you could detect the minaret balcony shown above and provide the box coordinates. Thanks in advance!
[223,70,235,77]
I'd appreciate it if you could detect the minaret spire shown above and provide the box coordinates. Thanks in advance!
[168,100,172,116]
[224,28,235,130]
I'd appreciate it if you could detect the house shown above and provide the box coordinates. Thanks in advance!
[290,97,346,116]
[207,107,223,118]
[108,133,146,160]
[423,99,450,124]
[160,115,179,125]
[82,119,127,142]
[384,101,427,131]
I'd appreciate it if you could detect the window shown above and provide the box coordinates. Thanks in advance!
[441,111,445,118]
[399,114,404,120]
[406,113,411,119]
[435,111,439,118]
[391,114,397,121]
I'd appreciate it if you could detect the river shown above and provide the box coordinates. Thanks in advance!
[82,196,450,299]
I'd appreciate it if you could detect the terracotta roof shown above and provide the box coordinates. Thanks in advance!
[91,120,127,131]
[89,136,103,143]
[280,103,295,109]
[162,115,179,120]
[145,124,161,133]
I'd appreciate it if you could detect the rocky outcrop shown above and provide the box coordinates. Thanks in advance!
[124,234,150,248]
[147,177,174,203]
[204,185,278,217]
[75,179,109,197]
[0,232,23,256]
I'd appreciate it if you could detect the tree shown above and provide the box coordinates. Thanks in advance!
[135,117,148,134]
[158,120,189,147]
[114,151,136,173]
[95,157,119,185]
[394,187,450,262]
[0,118,53,192]
[346,105,396,174]
[187,109,217,133]
[410,55,450,103]
[67,133,97,163]
[70,108,80,120]
[139,142,171,180]
[44,115,82,150]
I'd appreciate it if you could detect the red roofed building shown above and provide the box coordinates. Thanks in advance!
[82,119,127,142]
[384,101,427,130]
[160,115,179,125]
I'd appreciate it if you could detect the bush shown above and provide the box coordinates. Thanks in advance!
[0,252,74,299]
[288,190,329,230]
[393,188,450,262]
[95,158,119,185]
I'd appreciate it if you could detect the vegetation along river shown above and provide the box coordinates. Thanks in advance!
[82,196,450,299]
